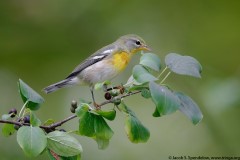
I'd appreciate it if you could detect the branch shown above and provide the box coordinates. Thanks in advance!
[40,114,77,132]
[0,119,23,126]
[0,90,142,132]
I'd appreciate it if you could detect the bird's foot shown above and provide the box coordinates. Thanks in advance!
[93,102,101,110]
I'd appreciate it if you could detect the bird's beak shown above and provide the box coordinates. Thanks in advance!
[133,45,152,54]
[140,45,151,51]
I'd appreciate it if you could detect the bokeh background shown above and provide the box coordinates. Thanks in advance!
[1,0,240,159]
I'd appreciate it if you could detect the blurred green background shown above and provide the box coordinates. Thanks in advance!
[1,0,240,159]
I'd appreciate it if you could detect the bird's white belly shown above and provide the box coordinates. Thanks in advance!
[78,59,118,85]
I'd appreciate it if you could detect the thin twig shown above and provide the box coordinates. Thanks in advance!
[0,90,142,132]
[18,100,28,118]
[0,120,22,126]
[40,114,77,130]
[160,71,171,84]
[0,119,30,127]
[157,66,168,79]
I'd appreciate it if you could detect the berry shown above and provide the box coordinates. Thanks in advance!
[110,90,119,97]
[71,100,78,109]
[70,107,76,113]
[113,99,121,106]
[8,108,17,118]
[23,115,30,123]
[104,92,112,100]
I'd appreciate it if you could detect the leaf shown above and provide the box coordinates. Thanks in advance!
[126,75,142,86]
[76,104,114,149]
[43,119,55,126]
[140,53,161,71]
[94,115,114,149]
[18,79,44,110]
[125,115,150,143]
[60,155,81,160]
[17,126,47,157]
[125,76,149,93]
[141,88,151,99]
[2,124,15,137]
[1,114,12,120]
[95,109,116,121]
[30,112,41,126]
[127,83,148,92]
[175,92,203,125]
[149,81,180,116]
[47,131,82,157]
[95,138,109,150]
[94,80,111,90]
[78,111,95,137]
[120,102,150,143]
[165,53,202,78]
[76,104,95,137]
[117,102,129,113]
[133,65,158,83]
[152,107,161,117]
[47,149,81,160]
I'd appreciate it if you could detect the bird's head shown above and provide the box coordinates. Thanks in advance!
[116,34,151,54]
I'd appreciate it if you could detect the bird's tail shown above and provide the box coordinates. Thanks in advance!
[43,78,76,94]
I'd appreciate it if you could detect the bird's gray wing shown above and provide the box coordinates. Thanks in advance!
[66,43,117,79]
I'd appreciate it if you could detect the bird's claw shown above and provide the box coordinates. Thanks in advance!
[94,102,101,110]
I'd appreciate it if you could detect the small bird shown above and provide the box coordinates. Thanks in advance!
[43,34,150,107]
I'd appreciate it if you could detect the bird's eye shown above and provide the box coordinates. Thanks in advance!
[135,40,141,46]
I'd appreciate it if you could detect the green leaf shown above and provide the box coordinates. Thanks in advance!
[95,138,109,150]
[175,92,203,125]
[126,75,142,86]
[76,104,95,137]
[127,83,148,92]
[152,107,160,117]
[47,131,82,157]
[141,88,151,99]
[94,115,114,149]
[43,119,55,126]
[1,114,12,120]
[125,115,150,143]
[30,112,41,126]
[95,109,116,121]
[140,53,161,71]
[94,80,111,90]
[70,129,110,150]
[118,102,129,113]
[133,65,158,83]
[78,111,95,137]
[165,53,202,78]
[47,149,81,160]
[18,79,44,110]
[76,104,114,149]
[17,126,47,157]
[120,102,150,143]
[149,81,180,116]
[2,124,15,137]
[60,155,81,160]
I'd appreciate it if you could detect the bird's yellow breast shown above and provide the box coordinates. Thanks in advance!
[112,52,131,71]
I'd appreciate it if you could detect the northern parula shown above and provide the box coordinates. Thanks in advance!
[43,34,150,107]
